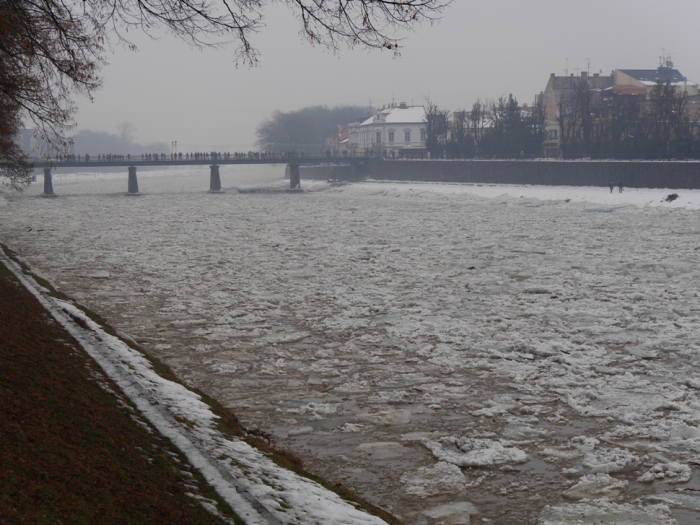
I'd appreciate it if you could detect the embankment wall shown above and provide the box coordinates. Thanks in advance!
[296,164,364,181]
[301,160,700,189]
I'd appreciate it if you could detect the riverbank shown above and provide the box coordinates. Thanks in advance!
[0,245,397,525]
[3,167,698,524]
[301,158,700,189]
[0,252,239,524]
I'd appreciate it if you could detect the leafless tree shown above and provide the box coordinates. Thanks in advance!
[555,93,571,156]
[571,79,595,154]
[1,0,451,186]
[0,0,103,153]
[0,95,31,190]
[449,109,469,156]
[526,96,546,154]
[117,121,137,152]
[424,98,450,156]
[469,100,486,151]
[256,104,368,152]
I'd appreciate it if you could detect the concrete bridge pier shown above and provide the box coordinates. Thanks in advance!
[288,163,301,189]
[127,166,140,195]
[42,168,57,198]
[208,164,224,193]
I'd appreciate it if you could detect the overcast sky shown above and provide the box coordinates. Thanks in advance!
[73,0,700,152]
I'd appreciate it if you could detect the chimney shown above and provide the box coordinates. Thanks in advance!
[581,71,588,79]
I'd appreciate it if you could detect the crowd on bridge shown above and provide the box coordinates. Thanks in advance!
[45,150,329,163]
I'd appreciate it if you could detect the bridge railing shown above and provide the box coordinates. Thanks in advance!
[30,150,380,164]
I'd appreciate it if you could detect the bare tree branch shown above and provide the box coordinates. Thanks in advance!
[1,0,451,186]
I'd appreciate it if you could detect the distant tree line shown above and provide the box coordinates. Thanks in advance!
[72,124,169,156]
[1,0,448,189]
[556,80,700,159]
[256,105,369,153]
[424,79,700,160]
[424,95,546,159]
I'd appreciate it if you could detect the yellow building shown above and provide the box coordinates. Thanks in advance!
[541,64,699,155]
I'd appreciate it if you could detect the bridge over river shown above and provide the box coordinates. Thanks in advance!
[32,156,369,197]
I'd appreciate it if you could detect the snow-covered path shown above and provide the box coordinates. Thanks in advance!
[2,166,700,524]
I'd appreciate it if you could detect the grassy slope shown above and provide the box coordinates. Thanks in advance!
[0,248,403,525]
[0,259,243,525]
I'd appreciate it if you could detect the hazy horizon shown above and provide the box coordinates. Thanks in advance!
[69,0,700,152]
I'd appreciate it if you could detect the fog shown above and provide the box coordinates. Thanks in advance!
[73,0,700,152]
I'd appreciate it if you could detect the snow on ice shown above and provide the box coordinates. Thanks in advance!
[2,165,700,523]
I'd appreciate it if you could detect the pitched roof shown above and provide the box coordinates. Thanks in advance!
[619,67,687,84]
[360,105,426,126]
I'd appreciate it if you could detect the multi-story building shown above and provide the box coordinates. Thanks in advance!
[357,103,426,156]
[542,71,615,121]
[612,65,699,98]
[541,63,699,156]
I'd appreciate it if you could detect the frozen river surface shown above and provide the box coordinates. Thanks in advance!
[2,165,700,524]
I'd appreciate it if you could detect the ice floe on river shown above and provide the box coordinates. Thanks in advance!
[2,165,700,523]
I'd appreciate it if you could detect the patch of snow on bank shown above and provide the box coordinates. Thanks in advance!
[3,166,700,522]
[55,298,388,525]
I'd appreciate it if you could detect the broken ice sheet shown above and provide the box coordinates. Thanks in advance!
[400,461,468,498]
[423,436,527,467]
[422,501,478,525]
[646,492,700,511]
[282,402,341,416]
[539,501,676,525]
[638,462,692,484]
[562,473,628,500]
[563,444,640,477]
[5,169,700,523]
[502,421,553,441]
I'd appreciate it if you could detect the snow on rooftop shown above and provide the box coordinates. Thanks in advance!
[360,105,426,126]
[638,79,700,87]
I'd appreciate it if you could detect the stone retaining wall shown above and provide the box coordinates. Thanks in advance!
[302,159,700,189]
[297,164,365,182]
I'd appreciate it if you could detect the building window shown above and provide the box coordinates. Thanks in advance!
[548,129,558,140]
[376,131,382,144]
[388,130,395,143]
[404,130,411,143]
[420,128,426,143]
